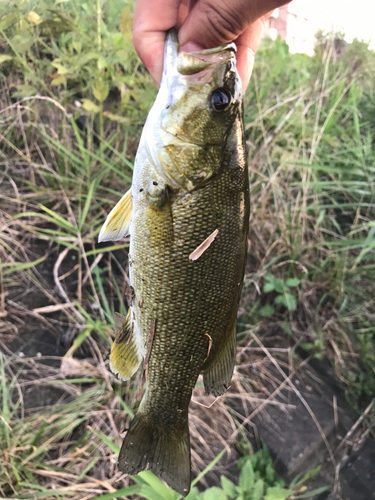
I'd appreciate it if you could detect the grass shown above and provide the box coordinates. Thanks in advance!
[1,1,375,498]
[0,349,325,499]
[242,36,375,401]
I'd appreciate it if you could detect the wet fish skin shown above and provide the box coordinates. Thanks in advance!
[101,29,249,495]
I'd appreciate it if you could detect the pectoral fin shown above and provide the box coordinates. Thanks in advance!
[99,188,132,242]
[110,311,142,381]
[202,316,237,397]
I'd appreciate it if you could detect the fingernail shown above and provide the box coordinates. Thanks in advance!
[181,42,204,53]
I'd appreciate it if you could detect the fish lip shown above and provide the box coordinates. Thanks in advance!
[164,28,236,78]
[185,42,237,56]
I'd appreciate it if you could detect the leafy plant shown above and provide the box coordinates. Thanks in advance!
[184,447,328,500]
[261,274,300,313]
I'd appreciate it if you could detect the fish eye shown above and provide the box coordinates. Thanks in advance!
[210,88,231,112]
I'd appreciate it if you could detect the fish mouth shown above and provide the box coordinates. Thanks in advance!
[164,28,236,79]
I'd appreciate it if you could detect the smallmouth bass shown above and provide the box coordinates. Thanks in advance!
[99,28,249,495]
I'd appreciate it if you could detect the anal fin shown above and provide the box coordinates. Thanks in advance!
[203,316,237,397]
[110,311,142,381]
[99,188,132,242]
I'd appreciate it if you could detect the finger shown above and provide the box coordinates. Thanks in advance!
[179,0,291,49]
[177,0,189,28]
[133,0,182,86]
[235,14,269,91]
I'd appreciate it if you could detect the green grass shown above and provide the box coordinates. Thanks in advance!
[1,1,375,498]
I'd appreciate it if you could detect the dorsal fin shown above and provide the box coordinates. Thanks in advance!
[202,314,237,396]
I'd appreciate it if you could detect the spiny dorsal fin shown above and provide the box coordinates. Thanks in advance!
[99,188,132,242]
[110,311,142,381]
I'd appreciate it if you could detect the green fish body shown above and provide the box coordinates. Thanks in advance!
[99,29,249,495]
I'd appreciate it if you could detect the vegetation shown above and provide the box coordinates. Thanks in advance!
[1,0,375,498]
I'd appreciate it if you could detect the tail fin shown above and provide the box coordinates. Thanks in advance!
[118,413,191,495]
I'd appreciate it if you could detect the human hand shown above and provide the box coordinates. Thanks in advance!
[133,0,291,91]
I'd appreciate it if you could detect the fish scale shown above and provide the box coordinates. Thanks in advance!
[99,28,249,496]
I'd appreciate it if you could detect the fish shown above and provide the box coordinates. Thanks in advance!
[99,28,249,496]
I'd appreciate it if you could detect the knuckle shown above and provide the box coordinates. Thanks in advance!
[200,0,243,43]
[132,28,146,62]
[132,28,141,51]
